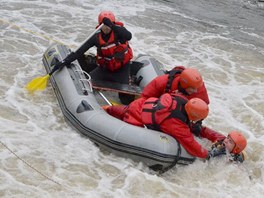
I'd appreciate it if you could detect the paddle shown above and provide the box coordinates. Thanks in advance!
[26,23,104,93]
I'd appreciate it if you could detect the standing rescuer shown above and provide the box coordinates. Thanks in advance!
[56,11,134,104]
[95,11,133,72]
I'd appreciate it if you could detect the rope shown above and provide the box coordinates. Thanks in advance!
[0,18,68,186]
[0,141,83,196]
[0,19,88,195]
[0,18,76,48]
[240,163,253,180]
[0,141,62,186]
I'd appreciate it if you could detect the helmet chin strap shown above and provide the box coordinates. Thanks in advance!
[228,135,236,154]
[178,84,189,95]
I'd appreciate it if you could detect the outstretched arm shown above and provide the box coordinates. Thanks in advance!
[62,34,97,65]
[200,127,226,142]
[161,119,209,159]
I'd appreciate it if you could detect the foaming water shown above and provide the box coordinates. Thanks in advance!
[1,0,264,197]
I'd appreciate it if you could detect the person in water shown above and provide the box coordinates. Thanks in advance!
[207,130,247,162]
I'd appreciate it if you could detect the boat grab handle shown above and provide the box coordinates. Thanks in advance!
[74,69,93,93]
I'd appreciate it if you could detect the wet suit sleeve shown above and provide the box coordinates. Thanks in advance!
[112,25,132,43]
[161,119,209,159]
[200,127,226,142]
[141,75,168,98]
[64,34,97,64]
[106,105,128,120]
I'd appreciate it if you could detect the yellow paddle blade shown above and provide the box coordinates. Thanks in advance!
[26,74,50,93]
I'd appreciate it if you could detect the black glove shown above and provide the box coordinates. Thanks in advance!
[64,52,79,68]
[230,153,244,163]
[190,120,203,137]
[102,17,113,28]
[207,146,226,160]
[53,60,65,71]
[211,140,224,150]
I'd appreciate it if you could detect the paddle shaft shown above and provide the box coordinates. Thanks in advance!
[49,23,104,76]
[98,91,113,106]
[75,23,104,52]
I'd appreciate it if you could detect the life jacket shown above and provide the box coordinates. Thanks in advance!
[141,93,189,131]
[96,21,133,72]
[165,66,185,93]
